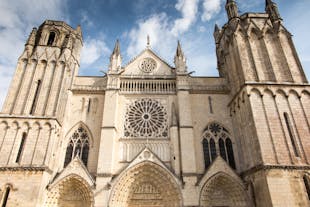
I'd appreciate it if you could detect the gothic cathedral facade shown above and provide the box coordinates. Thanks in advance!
[0,0,309,206]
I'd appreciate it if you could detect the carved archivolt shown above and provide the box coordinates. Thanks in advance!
[109,161,182,207]
[45,175,93,207]
[200,173,249,207]
[139,58,157,73]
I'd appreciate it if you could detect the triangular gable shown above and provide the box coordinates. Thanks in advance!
[121,49,175,77]
[127,147,171,170]
[197,156,244,189]
[114,147,181,184]
[48,156,95,189]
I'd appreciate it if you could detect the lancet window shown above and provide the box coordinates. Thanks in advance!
[15,132,27,163]
[47,32,56,46]
[30,80,41,115]
[202,122,236,169]
[64,127,90,167]
[283,112,300,157]
[1,185,11,207]
[303,175,310,200]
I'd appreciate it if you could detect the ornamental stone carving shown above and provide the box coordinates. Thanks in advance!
[139,58,157,73]
[124,99,168,138]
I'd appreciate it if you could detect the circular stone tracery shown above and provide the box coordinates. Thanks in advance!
[124,99,168,138]
[140,58,157,73]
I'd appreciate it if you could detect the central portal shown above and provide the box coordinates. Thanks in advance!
[109,161,182,207]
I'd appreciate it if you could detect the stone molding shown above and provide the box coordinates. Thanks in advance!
[241,164,310,177]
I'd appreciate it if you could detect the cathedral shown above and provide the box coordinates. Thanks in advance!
[0,0,310,206]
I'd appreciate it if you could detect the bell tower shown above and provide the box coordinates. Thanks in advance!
[215,0,307,95]
[216,0,310,206]
[1,20,83,121]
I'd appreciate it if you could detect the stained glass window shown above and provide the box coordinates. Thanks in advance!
[64,127,90,167]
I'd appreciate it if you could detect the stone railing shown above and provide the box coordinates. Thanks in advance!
[120,79,176,94]
[119,139,171,162]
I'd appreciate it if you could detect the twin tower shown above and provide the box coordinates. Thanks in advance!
[0,0,309,207]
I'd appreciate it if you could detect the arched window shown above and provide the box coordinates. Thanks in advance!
[226,138,236,169]
[15,132,27,163]
[30,80,42,115]
[202,122,236,170]
[219,138,227,161]
[210,139,217,161]
[64,127,90,167]
[47,32,56,46]
[283,112,299,157]
[64,142,73,167]
[1,186,11,207]
[303,175,310,200]
[203,139,211,169]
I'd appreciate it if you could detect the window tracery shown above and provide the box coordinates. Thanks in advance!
[124,99,168,138]
[64,127,90,167]
[202,122,236,169]
[140,58,157,73]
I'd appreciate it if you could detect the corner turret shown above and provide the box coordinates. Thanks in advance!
[265,0,282,23]
[225,0,239,20]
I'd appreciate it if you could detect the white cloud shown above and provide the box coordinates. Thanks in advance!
[81,37,110,65]
[81,11,94,28]
[172,0,199,36]
[126,13,174,58]
[125,0,221,75]
[0,0,68,109]
[126,0,200,59]
[125,0,222,76]
[201,0,223,22]
[198,26,206,33]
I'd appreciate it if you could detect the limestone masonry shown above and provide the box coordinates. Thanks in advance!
[0,0,309,206]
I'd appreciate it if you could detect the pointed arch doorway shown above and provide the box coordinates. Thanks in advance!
[45,175,94,207]
[200,173,250,207]
[109,161,182,207]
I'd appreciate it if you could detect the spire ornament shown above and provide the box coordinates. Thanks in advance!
[109,39,122,73]
[265,0,282,23]
[174,41,187,74]
[225,0,239,20]
[26,27,37,46]
[146,35,151,49]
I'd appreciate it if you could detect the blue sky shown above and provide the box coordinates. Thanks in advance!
[0,0,310,108]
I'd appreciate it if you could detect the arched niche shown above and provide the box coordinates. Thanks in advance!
[45,175,94,207]
[200,173,251,207]
[200,172,250,207]
[109,161,182,207]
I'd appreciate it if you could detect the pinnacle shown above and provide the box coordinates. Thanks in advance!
[146,35,150,49]
[226,0,235,4]
[76,25,82,37]
[214,24,219,32]
[176,40,184,57]
[112,39,120,56]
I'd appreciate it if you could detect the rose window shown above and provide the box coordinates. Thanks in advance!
[140,58,157,73]
[124,99,168,138]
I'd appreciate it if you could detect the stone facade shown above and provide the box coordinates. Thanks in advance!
[0,1,310,206]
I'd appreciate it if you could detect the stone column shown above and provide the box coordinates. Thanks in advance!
[96,74,119,207]
[176,75,199,206]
